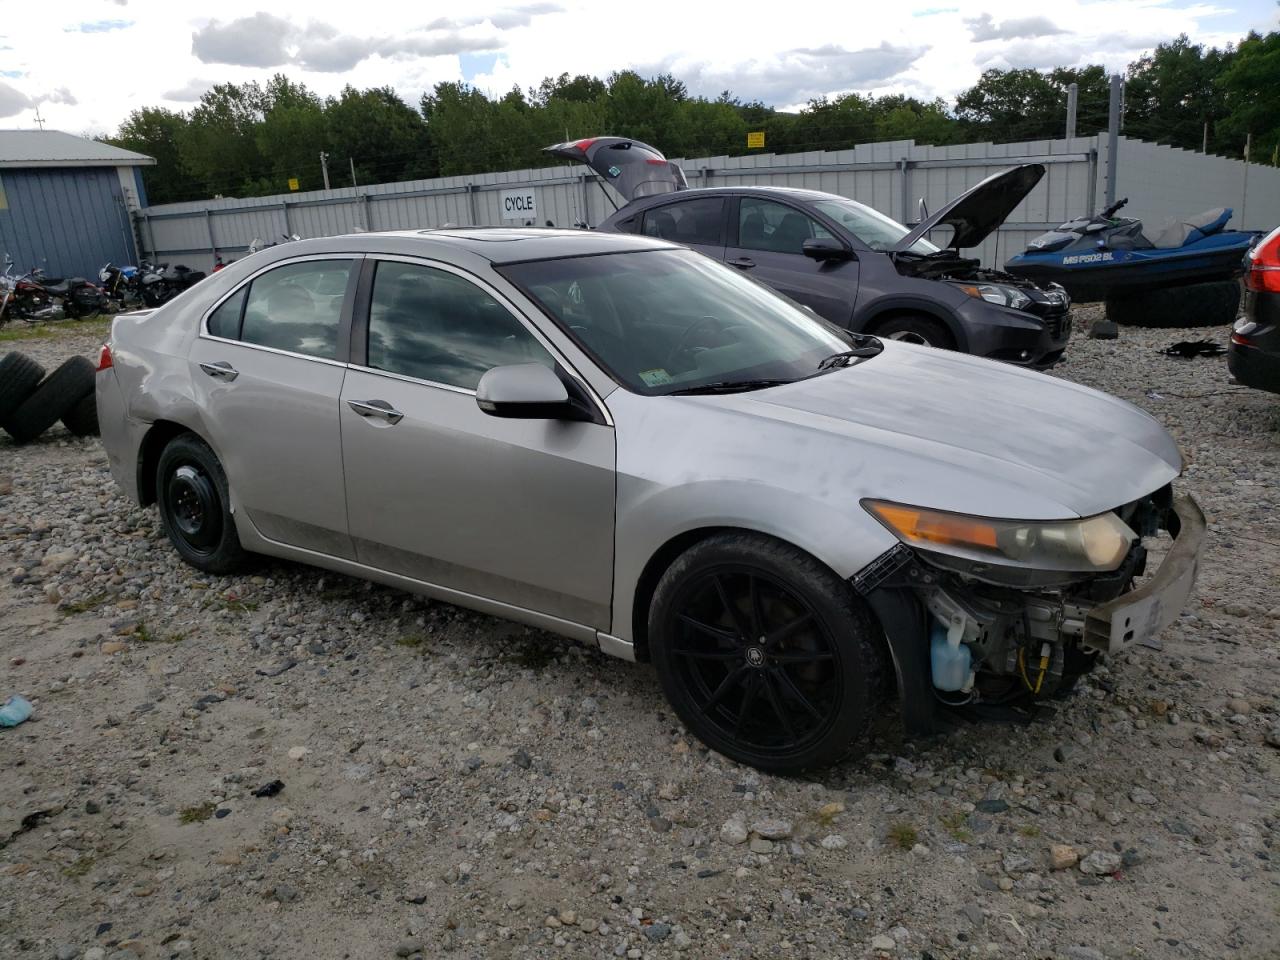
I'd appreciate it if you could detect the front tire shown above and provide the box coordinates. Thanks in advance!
[649,533,885,773]
[156,434,247,574]
[874,314,955,349]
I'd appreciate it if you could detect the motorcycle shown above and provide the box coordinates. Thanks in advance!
[137,259,208,307]
[99,262,142,303]
[26,266,109,319]
[0,257,63,326]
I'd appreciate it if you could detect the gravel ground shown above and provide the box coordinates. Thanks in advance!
[1,308,1278,960]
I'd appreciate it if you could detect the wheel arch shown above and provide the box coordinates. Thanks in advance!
[856,296,968,351]
[136,418,211,505]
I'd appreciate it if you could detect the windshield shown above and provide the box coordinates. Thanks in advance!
[499,249,852,396]
[810,198,939,254]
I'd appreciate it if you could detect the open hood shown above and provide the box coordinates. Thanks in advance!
[894,163,1044,251]
[544,136,687,203]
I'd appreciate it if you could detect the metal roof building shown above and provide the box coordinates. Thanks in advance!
[0,130,154,280]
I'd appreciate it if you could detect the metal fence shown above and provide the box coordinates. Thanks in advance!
[136,134,1280,274]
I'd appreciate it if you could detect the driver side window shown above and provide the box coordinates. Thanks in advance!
[738,198,832,255]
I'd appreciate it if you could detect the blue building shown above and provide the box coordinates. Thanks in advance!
[0,130,154,280]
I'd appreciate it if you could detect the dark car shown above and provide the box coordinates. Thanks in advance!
[548,137,1072,367]
[1229,225,1280,394]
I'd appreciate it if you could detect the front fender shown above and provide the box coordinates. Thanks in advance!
[851,292,970,351]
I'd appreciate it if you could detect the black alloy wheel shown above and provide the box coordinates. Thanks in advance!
[650,533,884,772]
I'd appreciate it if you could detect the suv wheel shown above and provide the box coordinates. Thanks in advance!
[875,315,954,349]
[156,434,247,574]
[648,533,885,772]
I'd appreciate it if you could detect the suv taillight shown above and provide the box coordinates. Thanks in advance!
[96,343,113,371]
[1246,226,1280,293]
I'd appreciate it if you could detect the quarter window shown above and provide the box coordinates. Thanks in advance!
[238,260,353,360]
[641,197,725,245]
[207,287,246,339]
[737,197,832,254]
[367,261,554,391]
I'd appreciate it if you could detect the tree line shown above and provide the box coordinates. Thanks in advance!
[107,29,1278,206]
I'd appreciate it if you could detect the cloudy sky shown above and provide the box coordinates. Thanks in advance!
[0,0,1274,135]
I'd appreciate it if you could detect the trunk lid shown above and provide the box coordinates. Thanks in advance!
[894,163,1044,251]
[544,136,687,202]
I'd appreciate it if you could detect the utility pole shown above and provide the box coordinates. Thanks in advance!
[1065,83,1078,140]
[349,157,358,189]
[1104,74,1121,209]
[319,151,330,191]
[32,106,44,131]
[1242,132,1252,229]
[1202,121,1209,153]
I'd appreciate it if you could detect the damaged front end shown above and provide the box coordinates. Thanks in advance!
[854,486,1205,733]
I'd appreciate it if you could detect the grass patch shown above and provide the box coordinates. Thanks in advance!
[1018,824,1041,838]
[887,822,919,850]
[134,621,156,643]
[222,598,259,614]
[59,592,109,615]
[62,855,95,878]
[0,316,113,343]
[396,632,429,648]
[940,811,973,843]
[179,802,216,824]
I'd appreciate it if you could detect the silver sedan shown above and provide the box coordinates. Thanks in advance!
[95,229,1205,771]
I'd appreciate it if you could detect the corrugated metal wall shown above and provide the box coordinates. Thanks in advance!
[0,167,138,279]
[136,134,1280,274]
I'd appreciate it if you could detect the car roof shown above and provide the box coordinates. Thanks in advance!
[628,185,847,205]
[278,227,674,266]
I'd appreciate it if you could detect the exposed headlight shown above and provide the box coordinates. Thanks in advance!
[956,282,1033,312]
[863,500,1136,573]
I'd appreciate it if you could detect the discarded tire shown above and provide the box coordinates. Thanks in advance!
[0,352,46,427]
[1104,280,1242,328]
[61,391,100,437]
[5,355,96,444]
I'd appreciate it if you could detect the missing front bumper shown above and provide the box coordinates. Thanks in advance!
[1082,494,1206,654]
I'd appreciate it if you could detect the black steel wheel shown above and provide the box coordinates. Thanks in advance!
[155,433,247,574]
[650,533,885,772]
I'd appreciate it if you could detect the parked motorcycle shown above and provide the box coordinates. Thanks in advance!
[99,262,142,303]
[0,257,63,326]
[28,267,109,318]
[137,260,207,307]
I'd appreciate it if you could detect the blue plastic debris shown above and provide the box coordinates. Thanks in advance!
[0,695,33,727]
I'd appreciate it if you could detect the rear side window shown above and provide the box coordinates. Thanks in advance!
[207,287,246,339]
[238,260,352,360]
[641,197,725,245]
[738,197,832,254]
[367,261,553,390]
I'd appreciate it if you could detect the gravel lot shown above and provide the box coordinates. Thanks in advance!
[1,308,1278,960]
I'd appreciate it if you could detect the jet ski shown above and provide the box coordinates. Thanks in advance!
[1004,199,1259,302]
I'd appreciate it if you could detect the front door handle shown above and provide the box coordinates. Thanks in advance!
[347,398,404,425]
[199,360,238,381]
[727,257,756,270]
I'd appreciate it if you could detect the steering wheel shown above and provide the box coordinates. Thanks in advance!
[665,315,723,368]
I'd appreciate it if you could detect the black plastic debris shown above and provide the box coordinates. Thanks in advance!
[1162,339,1225,359]
[251,780,285,798]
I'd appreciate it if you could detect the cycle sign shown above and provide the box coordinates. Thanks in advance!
[499,189,537,222]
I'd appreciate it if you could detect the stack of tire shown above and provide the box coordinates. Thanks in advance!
[0,352,99,444]
[1104,279,1242,328]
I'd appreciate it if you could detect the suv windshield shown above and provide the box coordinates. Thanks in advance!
[810,198,939,254]
[499,249,854,396]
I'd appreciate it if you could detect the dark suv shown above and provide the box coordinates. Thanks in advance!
[548,137,1071,367]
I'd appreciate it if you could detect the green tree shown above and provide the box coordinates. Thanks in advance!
[104,107,200,205]
[254,74,329,193]
[1125,35,1236,153]
[955,66,1108,142]
[1218,30,1280,162]
[178,82,267,197]
[328,85,432,185]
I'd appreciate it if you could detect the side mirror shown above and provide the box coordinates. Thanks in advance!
[475,363,591,421]
[802,238,853,262]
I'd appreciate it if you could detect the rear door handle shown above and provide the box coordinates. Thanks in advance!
[199,360,238,381]
[346,398,404,425]
[727,257,755,270]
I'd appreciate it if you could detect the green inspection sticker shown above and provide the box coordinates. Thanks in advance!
[638,368,673,387]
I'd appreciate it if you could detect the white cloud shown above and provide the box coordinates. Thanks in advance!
[0,79,31,117]
[162,78,212,102]
[965,12,1066,42]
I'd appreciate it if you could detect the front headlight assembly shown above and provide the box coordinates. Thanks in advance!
[863,500,1136,580]
[955,282,1033,312]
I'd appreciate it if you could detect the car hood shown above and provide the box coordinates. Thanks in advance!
[708,342,1181,520]
[894,163,1044,251]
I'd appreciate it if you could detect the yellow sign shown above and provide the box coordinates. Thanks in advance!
[287,177,300,191]
[747,131,765,149]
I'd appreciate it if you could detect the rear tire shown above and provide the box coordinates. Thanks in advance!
[0,352,46,428]
[1105,280,1241,328]
[3,356,94,443]
[155,434,247,574]
[874,314,956,349]
[648,533,886,773]
[61,392,100,437]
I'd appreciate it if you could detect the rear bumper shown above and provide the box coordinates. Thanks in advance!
[1228,337,1280,395]
[1083,494,1206,653]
